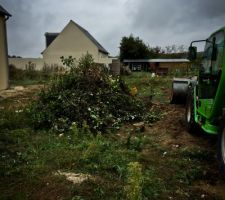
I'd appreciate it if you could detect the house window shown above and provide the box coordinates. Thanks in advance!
[131,63,142,71]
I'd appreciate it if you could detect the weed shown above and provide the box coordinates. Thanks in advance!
[144,111,162,124]
[9,64,52,85]
[124,162,143,200]
[126,133,145,151]
[142,168,166,199]
[0,108,28,130]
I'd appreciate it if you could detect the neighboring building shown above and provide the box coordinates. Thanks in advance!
[0,5,11,90]
[42,20,111,67]
[123,59,190,75]
[9,20,112,71]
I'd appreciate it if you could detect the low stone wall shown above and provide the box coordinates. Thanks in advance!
[9,58,44,71]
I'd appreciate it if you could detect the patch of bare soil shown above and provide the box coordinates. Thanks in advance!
[147,102,225,199]
[148,103,215,148]
[0,84,44,108]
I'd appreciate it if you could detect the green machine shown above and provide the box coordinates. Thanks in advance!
[172,27,225,173]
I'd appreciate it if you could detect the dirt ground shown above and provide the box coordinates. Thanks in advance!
[146,102,225,199]
[0,84,43,108]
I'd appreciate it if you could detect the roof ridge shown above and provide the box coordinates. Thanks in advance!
[70,20,109,54]
[42,20,109,55]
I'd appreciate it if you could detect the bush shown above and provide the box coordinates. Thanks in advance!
[29,53,144,133]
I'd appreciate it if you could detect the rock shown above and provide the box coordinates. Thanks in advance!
[14,86,24,91]
[133,122,144,127]
[201,194,206,199]
[163,151,167,157]
[59,133,64,137]
[55,171,92,184]
[133,122,145,132]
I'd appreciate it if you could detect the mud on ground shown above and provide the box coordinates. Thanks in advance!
[144,102,225,199]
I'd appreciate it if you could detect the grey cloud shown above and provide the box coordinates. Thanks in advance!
[1,0,225,57]
[1,0,46,57]
[130,0,225,47]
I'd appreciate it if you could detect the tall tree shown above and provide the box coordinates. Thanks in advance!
[119,35,157,61]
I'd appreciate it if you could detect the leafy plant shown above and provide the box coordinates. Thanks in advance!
[29,53,144,133]
[124,162,143,200]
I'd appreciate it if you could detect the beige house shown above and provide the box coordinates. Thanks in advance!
[9,20,112,71]
[42,20,111,68]
[0,5,11,90]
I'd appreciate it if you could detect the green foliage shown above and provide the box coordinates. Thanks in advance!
[0,121,139,199]
[124,162,143,200]
[119,34,158,61]
[126,133,147,151]
[9,64,52,85]
[0,108,28,130]
[142,168,166,199]
[60,55,76,68]
[1,71,222,200]
[145,111,162,124]
[122,72,171,103]
[119,35,189,61]
[29,53,144,133]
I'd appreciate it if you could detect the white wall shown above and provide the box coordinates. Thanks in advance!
[0,16,9,90]
[9,58,44,70]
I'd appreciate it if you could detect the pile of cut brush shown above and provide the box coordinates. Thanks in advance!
[29,54,144,133]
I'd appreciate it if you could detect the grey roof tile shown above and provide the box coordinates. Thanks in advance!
[45,32,59,47]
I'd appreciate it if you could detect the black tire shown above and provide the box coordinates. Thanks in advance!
[218,118,225,175]
[185,87,198,133]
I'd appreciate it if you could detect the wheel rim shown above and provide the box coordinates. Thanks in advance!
[186,102,191,123]
[221,128,225,163]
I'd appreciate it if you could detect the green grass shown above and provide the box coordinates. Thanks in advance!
[10,79,47,86]
[1,72,224,200]
[9,67,53,86]
[0,110,140,199]
[122,72,172,103]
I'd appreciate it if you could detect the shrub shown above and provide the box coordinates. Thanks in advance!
[29,53,144,133]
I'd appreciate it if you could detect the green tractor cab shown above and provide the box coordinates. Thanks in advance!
[171,27,225,174]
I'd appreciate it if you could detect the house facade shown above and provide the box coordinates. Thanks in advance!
[42,20,111,68]
[9,20,112,71]
[123,59,190,75]
[0,5,11,90]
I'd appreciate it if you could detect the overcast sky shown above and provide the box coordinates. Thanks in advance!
[1,0,225,57]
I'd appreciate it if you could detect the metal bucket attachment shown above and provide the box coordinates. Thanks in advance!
[170,78,191,104]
